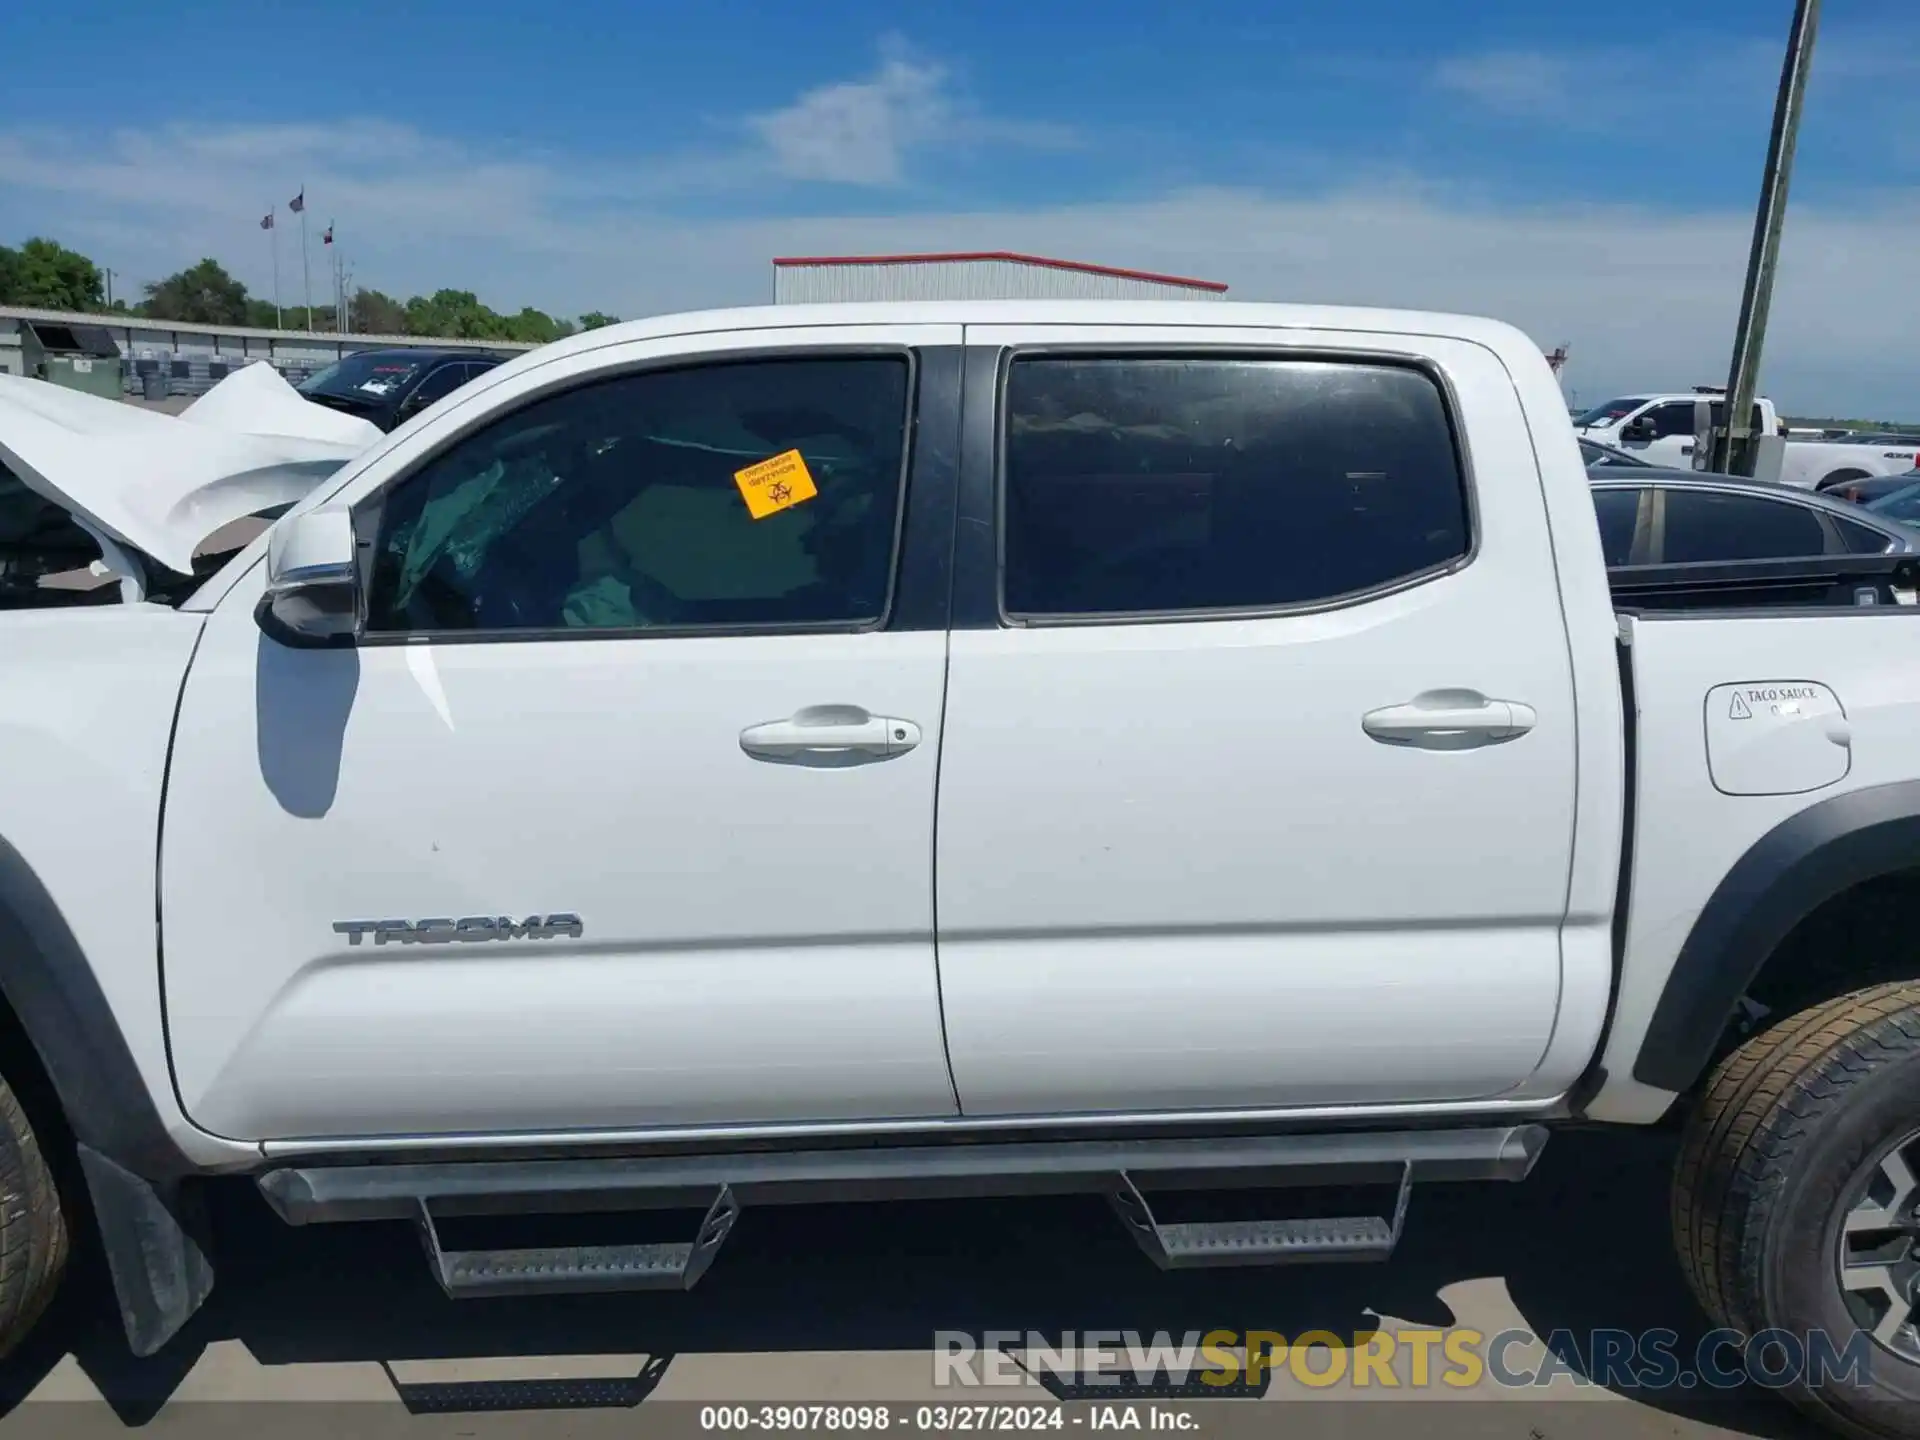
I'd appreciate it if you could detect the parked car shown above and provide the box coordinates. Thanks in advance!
[8,303,1920,1437]
[1825,471,1920,509]
[1590,471,1916,568]
[296,347,507,432]
[1575,391,1920,491]
[1851,475,1920,529]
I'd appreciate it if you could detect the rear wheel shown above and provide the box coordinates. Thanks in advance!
[0,1072,66,1357]
[1672,981,1920,1439]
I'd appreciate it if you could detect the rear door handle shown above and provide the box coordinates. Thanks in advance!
[740,705,921,767]
[1362,690,1537,751]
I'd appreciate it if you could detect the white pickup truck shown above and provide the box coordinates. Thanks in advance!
[1575,390,1920,491]
[4,302,1920,1438]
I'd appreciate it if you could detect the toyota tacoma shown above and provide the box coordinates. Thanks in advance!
[2,302,1920,1438]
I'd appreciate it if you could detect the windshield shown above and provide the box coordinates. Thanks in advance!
[1580,438,1652,468]
[1574,398,1645,427]
[298,353,427,402]
[1862,482,1920,525]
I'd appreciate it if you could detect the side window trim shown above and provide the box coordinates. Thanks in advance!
[1628,485,1655,564]
[986,344,1482,629]
[348,344,928,646]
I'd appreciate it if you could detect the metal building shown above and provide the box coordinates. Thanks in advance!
[0,305,532,398]
[772,251,1228,304]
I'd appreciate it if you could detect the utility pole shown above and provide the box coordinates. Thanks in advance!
[1709,0,1820,476]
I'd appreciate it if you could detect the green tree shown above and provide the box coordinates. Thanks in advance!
[349,288,408,336]
[2,237,104,311]
[578,311,619,331]
[404,289,502,339]
[142,259,251,325]
[503,306,571,344]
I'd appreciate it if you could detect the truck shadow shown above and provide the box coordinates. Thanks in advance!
[0,1129,1826,1435]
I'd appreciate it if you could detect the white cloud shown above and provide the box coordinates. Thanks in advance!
[2,117,1918,417]
[745,49,1076,186]
[750,56,950,185]
[1434,51,1572,119]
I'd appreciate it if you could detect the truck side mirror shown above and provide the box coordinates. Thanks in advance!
[254,506,359,648]
[1623,416,1656,442]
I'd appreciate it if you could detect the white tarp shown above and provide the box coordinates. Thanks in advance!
[0,362,381,576]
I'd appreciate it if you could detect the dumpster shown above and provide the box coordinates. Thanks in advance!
[44,353,125,399]
[28,322,124,399]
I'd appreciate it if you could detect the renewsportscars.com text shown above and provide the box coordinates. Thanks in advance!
[933,1327,1876,1392]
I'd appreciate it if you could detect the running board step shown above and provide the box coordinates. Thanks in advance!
[415,1187,738,1298]
[258,1124,1545,1291]
[1107,1164,1410,1269]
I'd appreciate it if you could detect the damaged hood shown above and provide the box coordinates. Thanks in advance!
[0,362,383,577]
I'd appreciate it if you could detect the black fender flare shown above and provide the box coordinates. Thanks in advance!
[0,836,187,1178]
[1633,778,1920,1093]
[0,836,212,1356]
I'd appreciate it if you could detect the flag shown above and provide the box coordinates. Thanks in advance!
[289,189,305,213]
[260,211,274,230]
[322,224,333,245]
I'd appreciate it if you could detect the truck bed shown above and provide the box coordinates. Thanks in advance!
[1584,593,1920,1122]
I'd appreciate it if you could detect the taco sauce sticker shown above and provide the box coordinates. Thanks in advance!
[733,449,819,520]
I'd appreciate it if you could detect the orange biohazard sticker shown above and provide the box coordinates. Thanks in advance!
[733,449,819,520]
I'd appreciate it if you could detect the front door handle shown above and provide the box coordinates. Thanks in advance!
[740,705,921,767]
[1362,690,1537,751]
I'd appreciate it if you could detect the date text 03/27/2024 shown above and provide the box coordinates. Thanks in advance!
[699,1406,1192,1432]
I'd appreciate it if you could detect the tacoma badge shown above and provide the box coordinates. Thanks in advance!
[332,915,584,946]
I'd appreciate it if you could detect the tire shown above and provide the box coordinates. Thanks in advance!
[1671,981,1920,1439]
[0,1072,65,1358]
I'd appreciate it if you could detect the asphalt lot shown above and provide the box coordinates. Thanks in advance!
[0,1127,1838,1438]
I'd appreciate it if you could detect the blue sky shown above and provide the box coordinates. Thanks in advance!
[2,0,1917,413]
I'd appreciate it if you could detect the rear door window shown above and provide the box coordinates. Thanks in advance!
[1000,356,1471,618]
[1656,489,1827,563]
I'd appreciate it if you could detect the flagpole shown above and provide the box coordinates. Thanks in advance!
[300,184,312,331]
[271,205,281,329]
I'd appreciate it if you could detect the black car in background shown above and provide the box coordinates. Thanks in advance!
[296,347,507,432]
